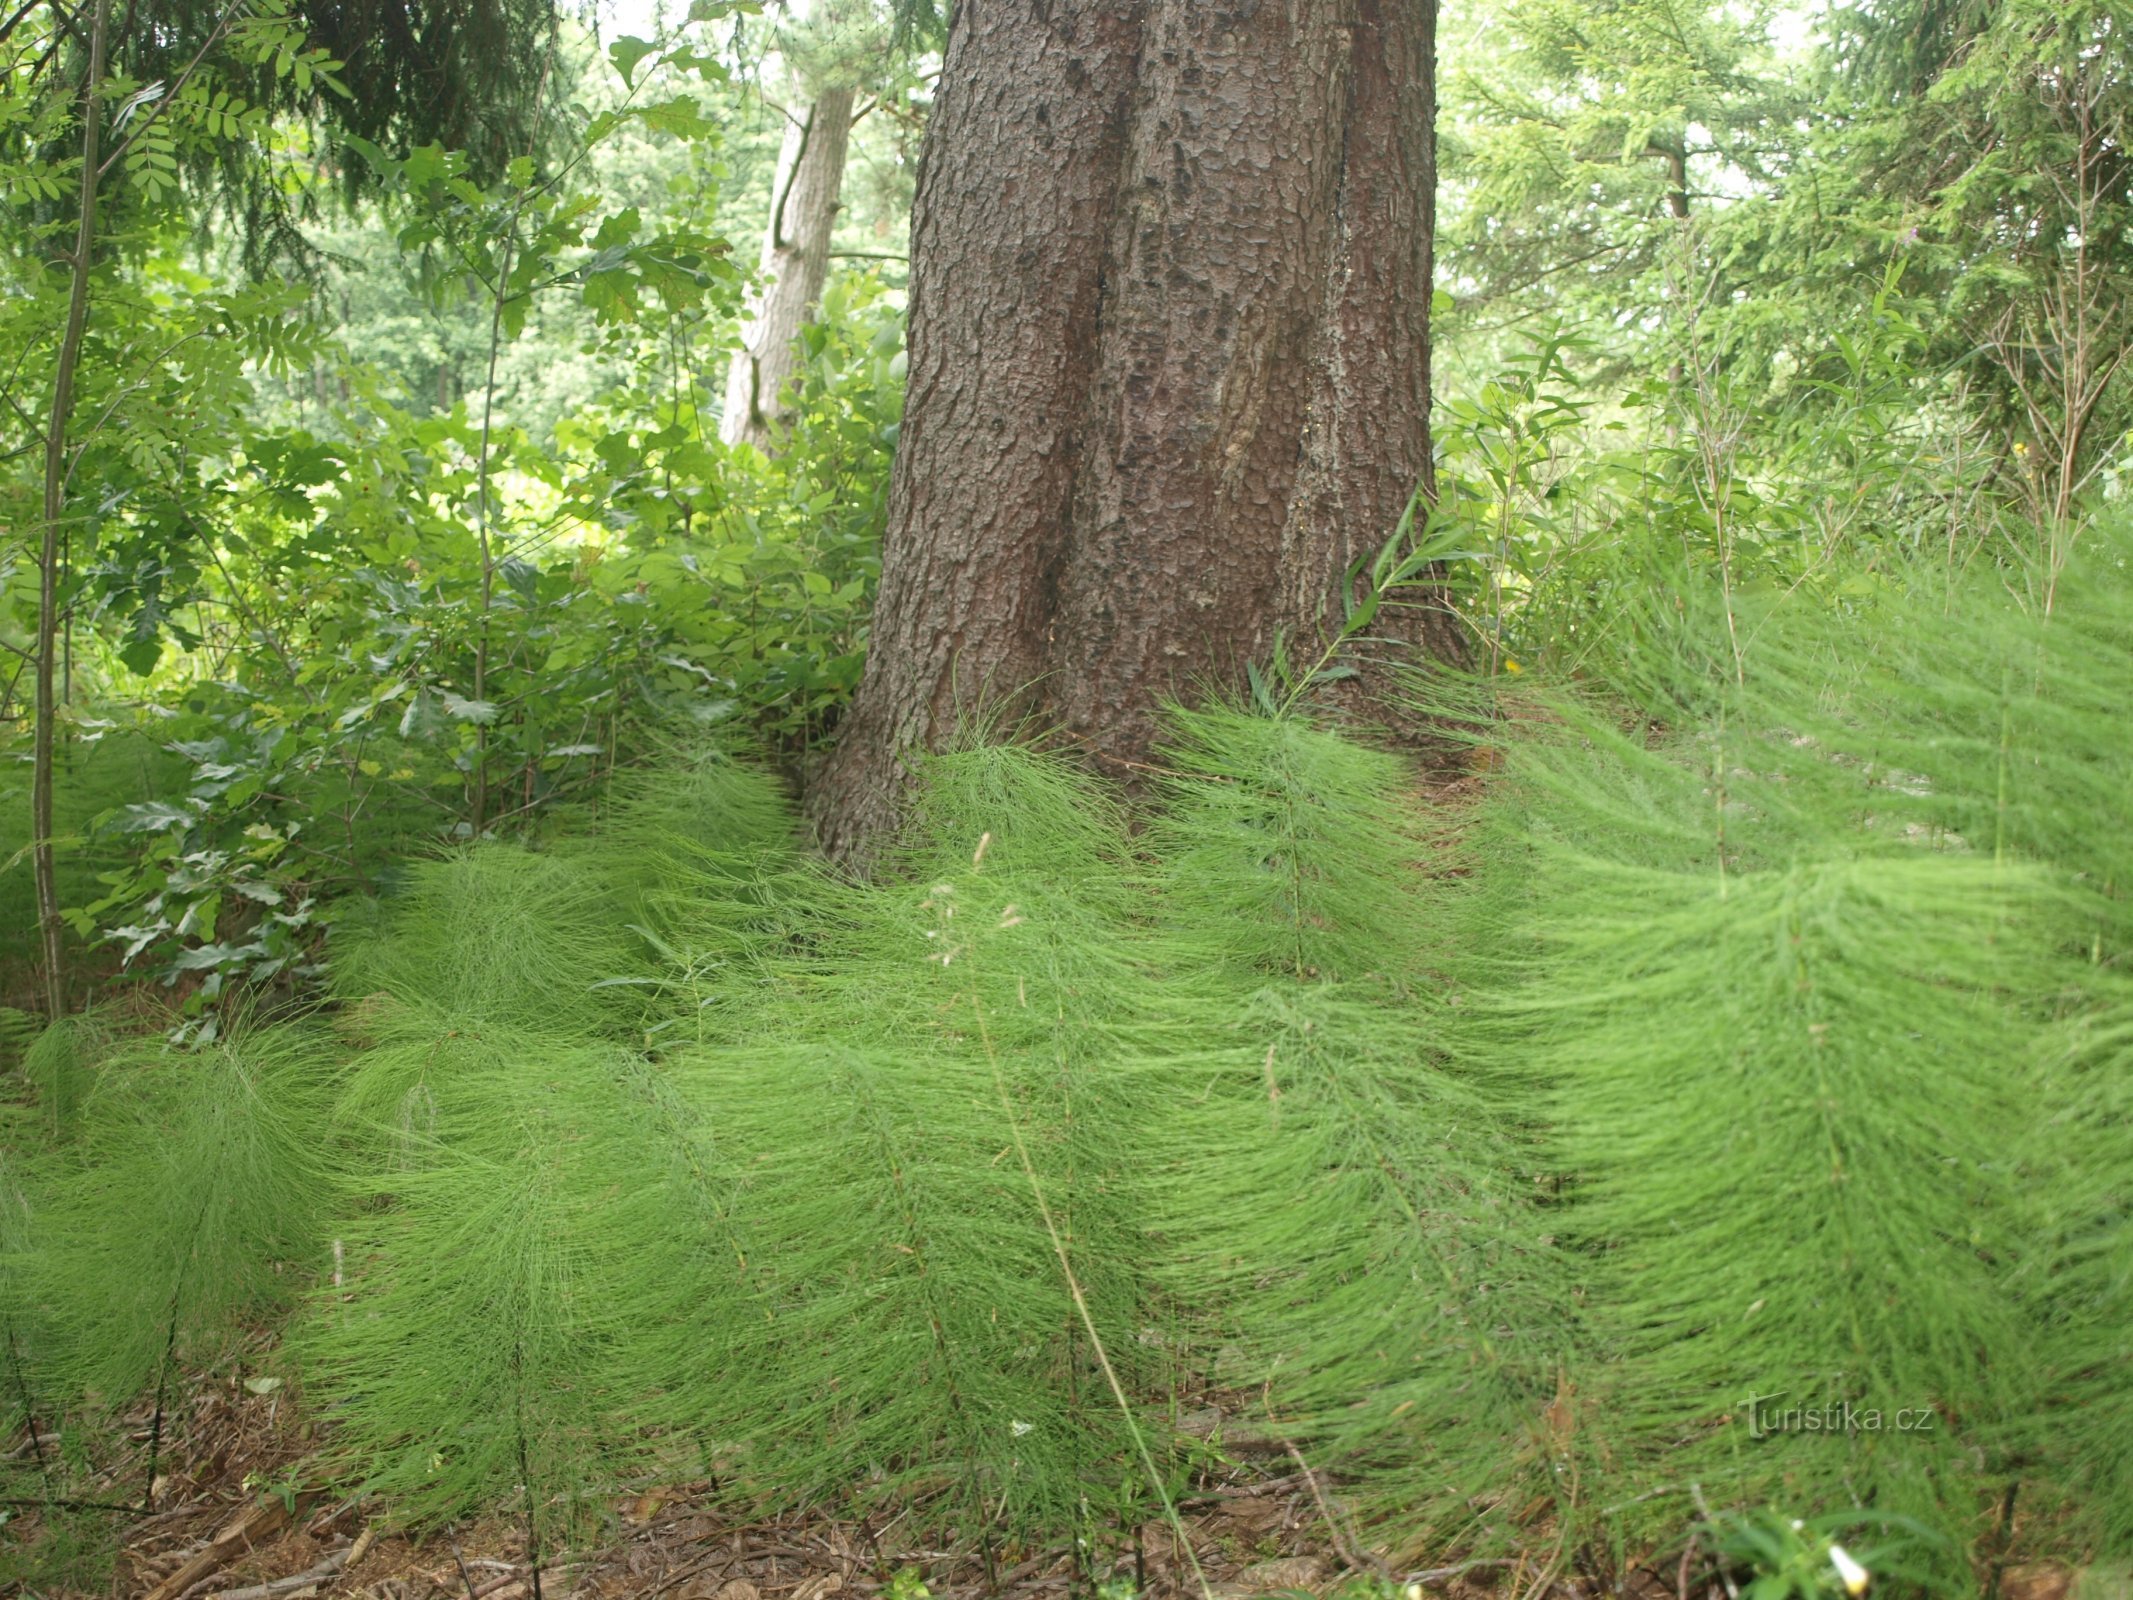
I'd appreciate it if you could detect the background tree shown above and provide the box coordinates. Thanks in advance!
[1433,0,1793,384]
[720,90,855,447]
[808,0,1459,858]
[720,1,891,449]
[26,0,560,268]
[1831,0,2133,531]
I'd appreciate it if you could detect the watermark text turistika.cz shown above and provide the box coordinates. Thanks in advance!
[1744,1392,1938,1437]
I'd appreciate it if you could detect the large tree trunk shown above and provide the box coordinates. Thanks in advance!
[808,0,1460,860]
[721,86,856,450]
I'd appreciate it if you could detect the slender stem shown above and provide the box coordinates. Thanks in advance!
[472,229,515,835]
[461,35,555,830]
[5,1325,47,1479]
[449,1530,481,1600]
[145,1185,216,1514]
[33,0,110,1021]
[510,1342,544,1600]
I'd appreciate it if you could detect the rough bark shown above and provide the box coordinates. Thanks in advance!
[809,0,1460,861]
[33,0,109,1019]
[721,86,857,450]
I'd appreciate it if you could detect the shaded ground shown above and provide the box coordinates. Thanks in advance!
[2,1361,1544,1600]
[0,1198,2111,1600]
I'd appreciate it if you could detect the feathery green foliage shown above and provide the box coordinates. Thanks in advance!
[297,1035,709,1550]
[652,745,1167,1532]
[0,1152,40,1461]
[1792,530,2133,1556]
[2020,973,2133,1556]
[306,818,722,1540]
[20,1018,94,1144]
[16,537,2133,1582]
[26,1028,334,1410]
[0,1008,34,1074]
[289,746,1180,1544]
[574,741,796,920]
[1151,707,1431,982]
[332,844,646,1037]
[1616,522,2133,1555]
[1494,854,2048,1550]
[1144,707,1569,1555]
[1417,514,2133,1571]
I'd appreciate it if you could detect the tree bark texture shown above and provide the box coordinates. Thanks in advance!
[721,87,857,450]
[809,0,1460,860]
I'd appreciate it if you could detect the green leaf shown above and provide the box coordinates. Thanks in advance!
[501,557,541,602]
[638,98,715,140]
[111,801,197,835]
[171,940,262,972]
[441,693,501,726]
[608,35,658,88]
[590,207,642,251]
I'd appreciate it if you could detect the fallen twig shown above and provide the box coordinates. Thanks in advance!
[1408,1559,1521,1588]
[144,1492,312,1600]
[1282,1438,1391,1583]
[208,1545,349,1600]
[645,1549,740,1600]
[449,1529,482,1600]
[0,1492,141,1513]
[1175,1471,1315,1507]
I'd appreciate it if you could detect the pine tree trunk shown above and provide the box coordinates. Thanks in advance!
[721,87,856,450]
[808,0,1461,860]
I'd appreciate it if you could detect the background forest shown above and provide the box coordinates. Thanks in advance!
[1,0,2131,1595]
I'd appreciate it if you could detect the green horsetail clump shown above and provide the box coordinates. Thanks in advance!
[2019,972,2133,1557]
[293,1032,724,1552]
[299,748,1182,1545]
[23,1027,334,1415]
[305,830,723,1547]
[0,1154,41,1468]
[0,1009,35,1075]
[1423,516,2133,1569]
[1148,706,1435,980]
[1678,525,2133,1556]
[19,1017,98,1145]
[1142,708,1570,1558]
[1777,531,2133,1558]
[574,737,797,912]
[648,745,1173,1534]
[331,844,649,1037]
[1476,850,2053,1564]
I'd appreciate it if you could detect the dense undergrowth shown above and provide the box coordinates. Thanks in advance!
[2,519,2131,1593]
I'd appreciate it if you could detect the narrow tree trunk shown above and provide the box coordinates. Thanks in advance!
[721,86,856,450]
[32,0,110,1019]
[470,230,513,837]
[1661,137,1688,389]
[1662,137,1689,221]
[809,0,1460,860]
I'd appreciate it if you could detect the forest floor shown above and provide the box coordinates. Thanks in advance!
[6,1359,1549,1600]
